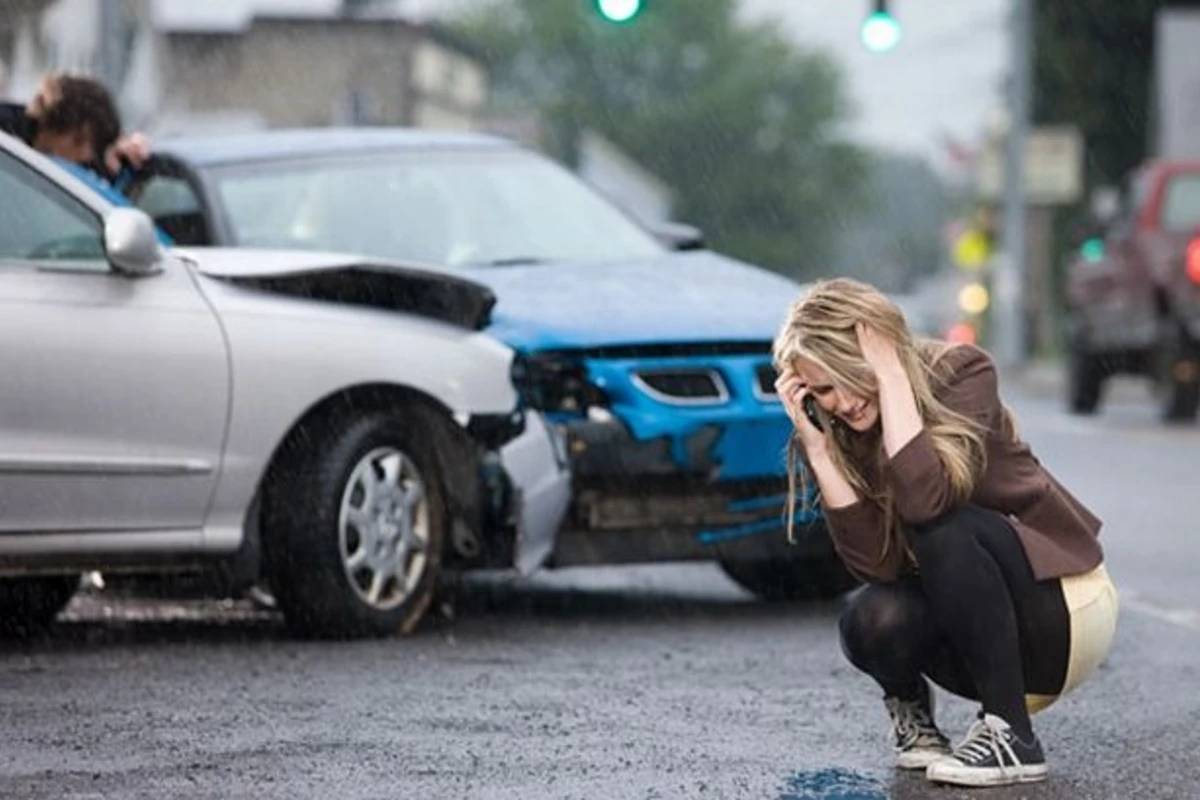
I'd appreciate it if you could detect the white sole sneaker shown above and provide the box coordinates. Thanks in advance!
[926,759,1049,787]
[896,748,953,770]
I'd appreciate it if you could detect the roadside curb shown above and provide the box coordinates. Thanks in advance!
[1002,360,1065,400]
[1002,359,1150,403]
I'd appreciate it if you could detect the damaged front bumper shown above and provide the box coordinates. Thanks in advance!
[496,412,572,575]
[547,414,829,568]
[507,348,831,570]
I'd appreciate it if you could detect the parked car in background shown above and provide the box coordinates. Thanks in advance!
[121,127,856,600]
[1065,158,1200,422]
[0,130,570,639]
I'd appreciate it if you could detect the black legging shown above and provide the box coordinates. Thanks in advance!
[838,504,1070,741]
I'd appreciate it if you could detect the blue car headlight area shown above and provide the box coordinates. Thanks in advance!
[510,352,610,413]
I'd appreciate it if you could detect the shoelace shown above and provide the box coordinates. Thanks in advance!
[886,699,938,747]
[953,716,1020,772]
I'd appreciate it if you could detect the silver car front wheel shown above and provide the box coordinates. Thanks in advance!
[338,447,432,612]
[262,405,448,639]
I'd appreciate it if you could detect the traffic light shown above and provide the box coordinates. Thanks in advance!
[1080,237,1105,263]
[861,0,901,53]
[595,0,643,23]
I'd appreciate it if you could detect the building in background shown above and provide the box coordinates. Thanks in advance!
[1152,8,1200,161]
[0,0,490,136]
[0,0,675,230]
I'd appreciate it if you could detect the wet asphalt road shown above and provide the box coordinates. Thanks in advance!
[0,372,1197,800]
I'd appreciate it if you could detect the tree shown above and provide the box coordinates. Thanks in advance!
[833,151,956,294]
[451,0,870,278]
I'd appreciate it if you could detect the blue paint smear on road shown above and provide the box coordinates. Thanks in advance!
[778,767,887,800]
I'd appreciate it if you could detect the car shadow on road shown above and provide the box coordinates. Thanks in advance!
[1,573,854,655]
[435,571,850,628]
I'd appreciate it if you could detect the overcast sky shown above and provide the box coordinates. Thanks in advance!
[150,0,1012,167]
[422,0,1013,167]
[737,0,1010,166]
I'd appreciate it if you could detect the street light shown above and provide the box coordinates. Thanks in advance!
[595,0,643,24]
[861,0,901,53]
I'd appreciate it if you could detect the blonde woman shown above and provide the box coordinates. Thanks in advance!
[772,278,1118,788]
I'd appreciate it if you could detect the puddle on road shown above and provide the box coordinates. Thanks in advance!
[778,767,887,800]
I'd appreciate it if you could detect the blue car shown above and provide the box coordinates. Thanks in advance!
[122,128,856,600]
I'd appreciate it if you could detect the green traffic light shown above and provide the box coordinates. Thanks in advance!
[596,0,642,23]
[1081,238,1105,262]
[861,11,901,52]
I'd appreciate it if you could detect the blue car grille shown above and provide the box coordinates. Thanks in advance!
[753,363,778,399]
[632,368,729,404]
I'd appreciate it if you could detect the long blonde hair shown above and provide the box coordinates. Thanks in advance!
[773,278,989,565]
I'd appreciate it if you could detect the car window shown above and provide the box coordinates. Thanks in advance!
[1159,173,1200,231]
[208,149,667,266]
[136,173,203,218]
[0,150,106,267]
[131,171,210,245]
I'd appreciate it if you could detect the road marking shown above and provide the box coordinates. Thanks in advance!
[1120,590,1200,632]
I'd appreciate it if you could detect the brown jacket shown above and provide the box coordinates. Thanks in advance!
[822,343,1103,583]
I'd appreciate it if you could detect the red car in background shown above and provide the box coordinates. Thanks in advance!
[1065,158,1200,422]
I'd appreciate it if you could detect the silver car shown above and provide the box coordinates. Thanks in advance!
[0,132,570,639]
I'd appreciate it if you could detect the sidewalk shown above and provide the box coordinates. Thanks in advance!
[1006,358,1067,399]
[1003,358,1151,404]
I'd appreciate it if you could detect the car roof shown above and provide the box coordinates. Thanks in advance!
[156,126,519,167]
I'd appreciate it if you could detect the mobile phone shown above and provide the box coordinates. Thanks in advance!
[802,393,823,432]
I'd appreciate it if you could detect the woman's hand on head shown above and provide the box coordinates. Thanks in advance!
[856,321,905,383]
[775,370,827,454]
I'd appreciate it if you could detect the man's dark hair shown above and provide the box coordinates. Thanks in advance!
[30,73,122,159]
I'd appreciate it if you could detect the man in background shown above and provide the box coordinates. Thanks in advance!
[0,71,150,180]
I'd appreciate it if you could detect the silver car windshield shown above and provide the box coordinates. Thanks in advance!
[209,149,667,266]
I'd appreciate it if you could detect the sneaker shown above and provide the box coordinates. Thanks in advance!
[885,683,952,770]
[926,712,1048,787]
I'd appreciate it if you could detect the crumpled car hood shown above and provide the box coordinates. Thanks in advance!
[175,247,497,331]
[464,250,805,351]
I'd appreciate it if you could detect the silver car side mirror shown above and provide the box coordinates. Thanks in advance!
[649,220,706,251]
[105,207,163,276]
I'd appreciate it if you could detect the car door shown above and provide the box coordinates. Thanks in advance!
[124,156,216,246]
[0,148,230,535]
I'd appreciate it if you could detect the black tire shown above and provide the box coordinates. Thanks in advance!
[1066,342,1105,415]
[720,556,860,602]
[0,575,78,638]
[261,406,449,639]
[1064,314,1105,415]
[1155,320,1200,423]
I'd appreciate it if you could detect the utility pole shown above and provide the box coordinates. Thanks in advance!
[96,0,125,90]
[994,0,1032,369]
